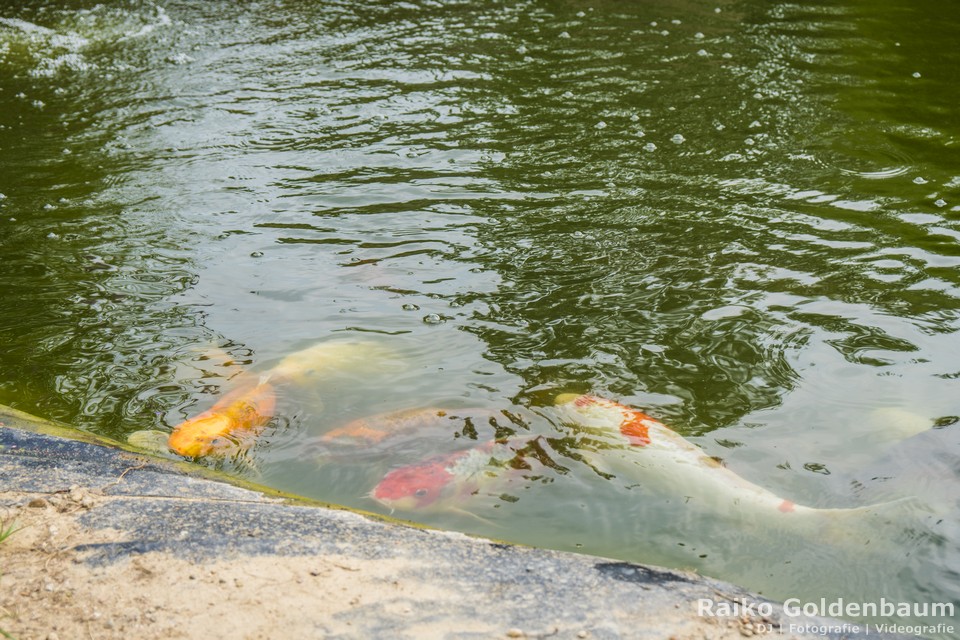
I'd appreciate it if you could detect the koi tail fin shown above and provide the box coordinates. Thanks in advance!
[810,497,930,549]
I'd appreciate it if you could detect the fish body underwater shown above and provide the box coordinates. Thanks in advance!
[322,407,500,446]
[372,437,540,512]
[372,394,915,542]
[553,394,811,518]
[167,340,399,457]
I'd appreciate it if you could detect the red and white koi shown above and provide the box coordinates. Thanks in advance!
[372,437,542,512]
[554,393,855,519]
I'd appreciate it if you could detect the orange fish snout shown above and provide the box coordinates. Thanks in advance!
[167,383,277,458]
[168,413,236,457]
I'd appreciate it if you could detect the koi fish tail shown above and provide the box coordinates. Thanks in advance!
[797,497,927,549]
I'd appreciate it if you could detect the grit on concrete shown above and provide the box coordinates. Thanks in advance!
[0,405,909,640]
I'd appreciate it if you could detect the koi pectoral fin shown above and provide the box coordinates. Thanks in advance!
[448,506,500,528]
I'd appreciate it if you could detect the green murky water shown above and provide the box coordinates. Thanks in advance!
[2,0,959,630]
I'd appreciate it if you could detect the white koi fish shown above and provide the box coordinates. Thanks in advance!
[374,394,914,538]
[553,394,810,517]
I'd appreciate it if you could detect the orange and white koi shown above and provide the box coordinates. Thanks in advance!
[554,393,856,518]
[168,339,400,457]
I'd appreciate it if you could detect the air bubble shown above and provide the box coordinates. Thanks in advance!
[402,303,420,311]
[670,134,685,144]
[558,31,571,39]
[913,177,928,185]
[643,143,657,152]
[422,314,444,325]
[595,121,607,130]
[250,251,264,257]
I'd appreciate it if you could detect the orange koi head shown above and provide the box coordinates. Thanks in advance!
[168,413,237,458]
[168,382,276,458]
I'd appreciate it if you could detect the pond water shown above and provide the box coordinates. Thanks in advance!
[2,0,958,630]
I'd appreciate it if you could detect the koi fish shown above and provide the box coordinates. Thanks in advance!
[168,380,277,457]
[322,407,500,446]
[168,339,401,457]
[267,340,404,386]
[551,394,818,516]
[373,393,912,536]
[372,436,547,512]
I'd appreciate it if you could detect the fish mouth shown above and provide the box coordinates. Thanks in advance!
[168,414,234,457]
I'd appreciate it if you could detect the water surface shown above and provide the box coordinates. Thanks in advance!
[2,0,959,630]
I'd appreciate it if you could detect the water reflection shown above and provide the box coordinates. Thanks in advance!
[1,0,959,631]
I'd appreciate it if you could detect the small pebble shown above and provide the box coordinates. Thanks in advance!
[28,498,48,508]
[506,630,524,638]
